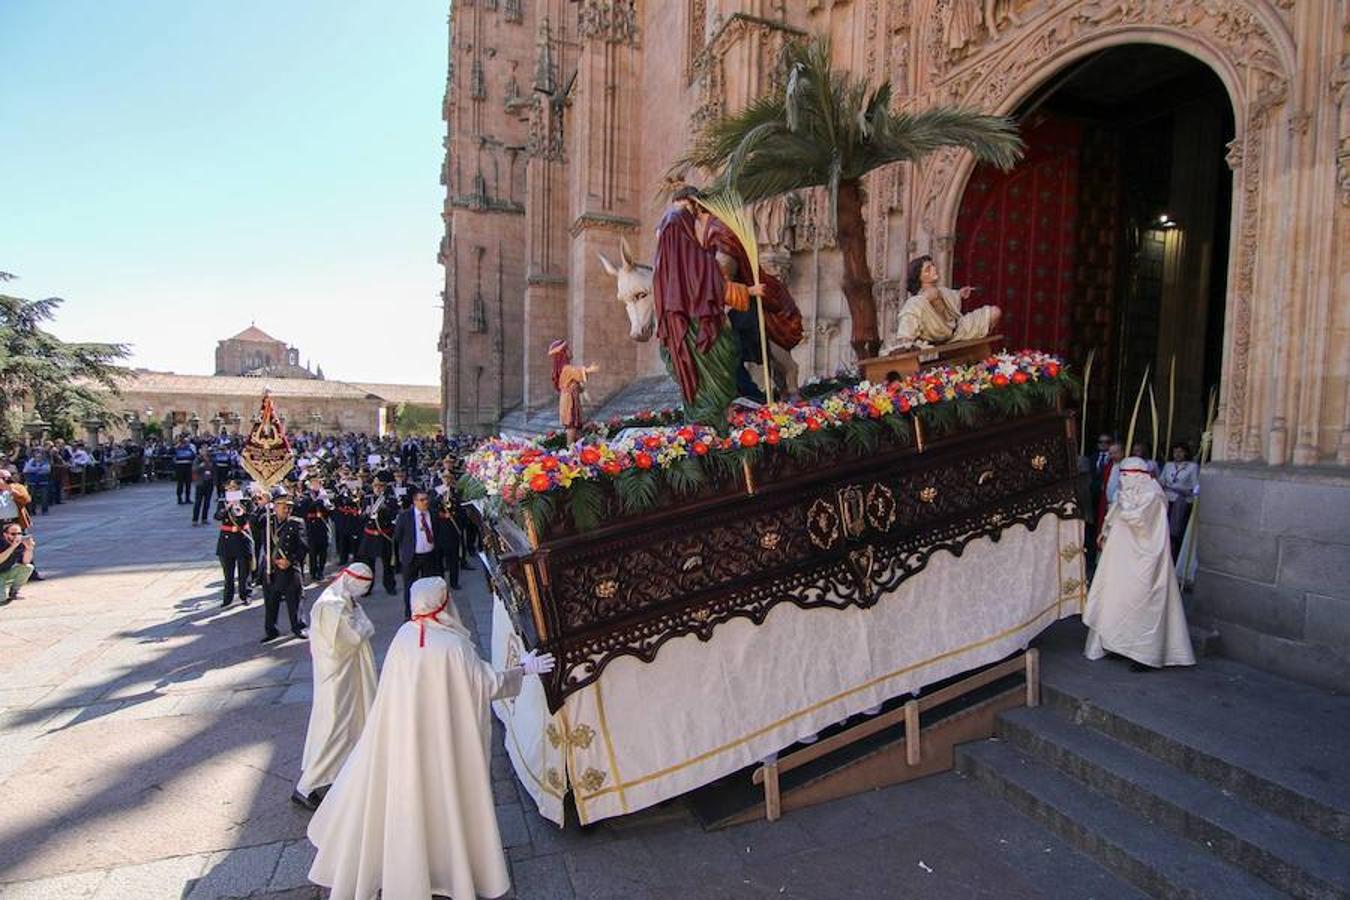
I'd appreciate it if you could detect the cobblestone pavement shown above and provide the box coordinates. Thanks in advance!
[0,484,1139,899]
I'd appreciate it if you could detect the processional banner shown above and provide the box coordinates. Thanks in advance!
[240,391,294,488]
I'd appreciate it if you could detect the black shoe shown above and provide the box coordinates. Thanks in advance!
[292,629,308,640]
[1129,661,1155,673]
[461,560,475,570]
[28,571,42,582]
[449,582,460,590]
[290,789,319,811]
[221,598,231,607]
[260,632,282,644]
[240,593,251,605]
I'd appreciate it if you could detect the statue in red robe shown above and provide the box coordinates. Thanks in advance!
[651,188,747,423]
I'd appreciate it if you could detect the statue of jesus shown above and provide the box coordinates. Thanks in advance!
[889,255,1001,351]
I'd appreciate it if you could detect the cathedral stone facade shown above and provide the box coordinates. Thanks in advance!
[441,2,1350,687]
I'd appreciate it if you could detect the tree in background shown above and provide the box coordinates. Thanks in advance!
[393,402,442,437]
[0,272,130,444]
[674,37,1023,359]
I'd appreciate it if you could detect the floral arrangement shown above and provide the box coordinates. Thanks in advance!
[463,350,1070,533]
[536,407,685,450]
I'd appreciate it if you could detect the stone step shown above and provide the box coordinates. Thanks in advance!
[997,705,1350,900]
[1036,621,1350,844]
[956,739,1288,900]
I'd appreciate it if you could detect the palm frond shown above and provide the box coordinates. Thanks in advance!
[678,35,1023,211]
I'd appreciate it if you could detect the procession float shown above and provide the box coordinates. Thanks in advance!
[464,341,1085,827]
[463,45,1083,827]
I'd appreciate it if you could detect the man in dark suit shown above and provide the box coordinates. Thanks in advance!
[393,488,442,619]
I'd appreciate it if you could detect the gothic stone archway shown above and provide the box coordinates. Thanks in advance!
[908,0,1295,463]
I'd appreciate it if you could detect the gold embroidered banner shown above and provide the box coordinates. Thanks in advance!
[240,391,294,488]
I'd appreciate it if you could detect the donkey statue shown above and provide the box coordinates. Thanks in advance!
[598,237,799,396]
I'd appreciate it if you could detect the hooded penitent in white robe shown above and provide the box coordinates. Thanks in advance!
[892,286,998,350]
[307,577,526,900]
[1084,458,1196,668]
[296,563,378,798]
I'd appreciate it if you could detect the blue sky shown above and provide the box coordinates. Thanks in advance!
[0,0,447,384]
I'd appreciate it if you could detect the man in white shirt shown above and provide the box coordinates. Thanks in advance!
[393,489,441,620]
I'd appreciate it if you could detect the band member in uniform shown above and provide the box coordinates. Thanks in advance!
[249,484,270,588]
[173,436,195,504]
[355,477,398,596]
[295,476,333,583]
[211,439,237,497]
[215,479,253,606]
[262,492,309,643]
[333,475,363,567]
[389,469,415,508]
[433,477,461,590]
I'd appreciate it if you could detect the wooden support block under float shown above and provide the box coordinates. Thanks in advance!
[734,650,1036,827]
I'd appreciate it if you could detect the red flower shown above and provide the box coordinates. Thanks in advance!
[765,428,781,446]
[601,460,621,476]
[643,435,662,450]
[1046,362,1061,377]
[635,451,654,469]
[806,417,821,432]
[739,429,760,448]
[924,388,941,404]
[1012,371,1029,385]
[676,427,695,442]
[991,373,1010,388]
[692,441,709,456]
[898,398,911,414]
[541,456,559,471]
[520,449,541,463]
[529,473,551,493]
[579,447,601,466]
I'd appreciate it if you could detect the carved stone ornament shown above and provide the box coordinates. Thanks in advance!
[576,0,640,46]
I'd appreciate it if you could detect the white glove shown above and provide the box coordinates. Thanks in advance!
[520,649,556,676]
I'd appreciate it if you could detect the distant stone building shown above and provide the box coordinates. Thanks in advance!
[214,325,323,380]
[441,1,1350,690]
[98,326,439,438]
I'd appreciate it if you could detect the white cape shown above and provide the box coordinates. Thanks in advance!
[296,586,377,796]
[307,618,524,900]
[1084,464,1195,668]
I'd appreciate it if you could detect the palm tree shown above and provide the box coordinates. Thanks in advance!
[675,37,1023,359]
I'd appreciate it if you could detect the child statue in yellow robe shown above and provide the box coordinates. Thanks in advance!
[549,339,599,445]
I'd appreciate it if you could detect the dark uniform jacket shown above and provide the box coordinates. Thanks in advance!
[214,499,254,557]
[270,516,309,571]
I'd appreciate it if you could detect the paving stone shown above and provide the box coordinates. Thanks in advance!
[497,802,531,849]
[185,842,285,899]
[88,854,211,900]
[509,853,575,900]
[0,869,108,900]
[266,841,315,893]
[278,683,311,705]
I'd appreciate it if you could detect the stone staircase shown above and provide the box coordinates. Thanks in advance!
[955,622,1350,900]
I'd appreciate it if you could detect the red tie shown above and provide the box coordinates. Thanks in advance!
[419,512,433,544]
